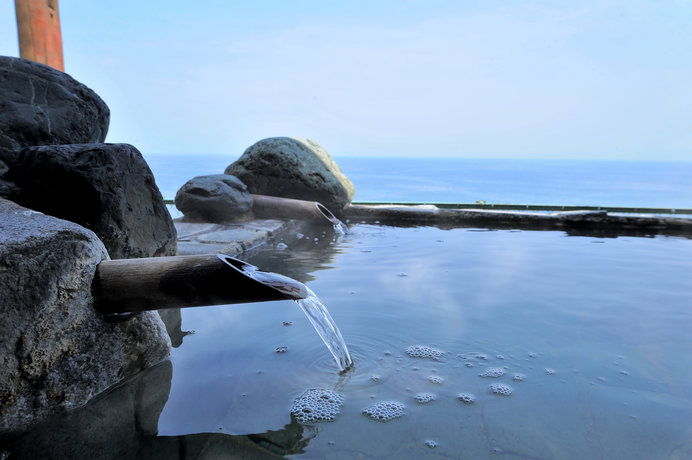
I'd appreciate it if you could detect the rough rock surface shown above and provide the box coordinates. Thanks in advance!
[0,198,171,433]
[6,143,176,259]
[0,158,19,198]
[224,137,355,213]
[0,56,109,154]
[175,174,253,223]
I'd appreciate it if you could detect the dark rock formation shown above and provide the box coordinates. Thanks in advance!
[224,137,355,214]
[0,56,109,153]
[0,198,171,433]
[0,158,19,198]
[175,174,253,223]
[6,143,176,259]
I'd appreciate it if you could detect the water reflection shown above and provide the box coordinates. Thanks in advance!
[1,360,316,459]
[158,309,193,348]
[248,221,346,284]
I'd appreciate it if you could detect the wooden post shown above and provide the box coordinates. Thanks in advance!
[14,0,64,71]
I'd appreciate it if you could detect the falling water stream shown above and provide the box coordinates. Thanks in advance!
[296,288,353,372]
[240,257,353,372]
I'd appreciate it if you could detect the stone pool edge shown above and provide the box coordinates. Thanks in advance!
[343,204,692,238]
[174,204,692,256]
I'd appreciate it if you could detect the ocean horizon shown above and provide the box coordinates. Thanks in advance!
[144,155,692,211]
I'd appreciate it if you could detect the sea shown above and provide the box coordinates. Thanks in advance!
[144,155,692,211]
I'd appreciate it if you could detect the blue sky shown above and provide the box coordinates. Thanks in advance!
[1,1,690,160]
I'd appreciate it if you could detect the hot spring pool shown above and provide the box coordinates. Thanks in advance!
[156,224,692,459]
[6,224,692,459]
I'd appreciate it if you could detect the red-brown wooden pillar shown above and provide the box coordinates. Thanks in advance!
[14,0,64,71]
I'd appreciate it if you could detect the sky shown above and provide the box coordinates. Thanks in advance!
[1,1,691,160]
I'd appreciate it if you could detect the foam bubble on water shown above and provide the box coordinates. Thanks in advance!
[275,346,288,353]
[362,401,406,422]
[291,389,344,424]
[512,373,526,382]
[528,352,538,358]
[428,375,444,384]
[296,233,304,239]
[489,383,513,396]
[545,368,556,375]
[425,440,438,449]
[276,242,288,250]
[415,392,437,404]
[479,367,506,378]
[457,393,476,404]
[370,375,381,382]
[406,345,444,360]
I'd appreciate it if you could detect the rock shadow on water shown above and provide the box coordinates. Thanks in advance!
[1,360,316,459]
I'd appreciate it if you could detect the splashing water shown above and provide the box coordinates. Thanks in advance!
[333,220,348,236]
[296,288,353,372]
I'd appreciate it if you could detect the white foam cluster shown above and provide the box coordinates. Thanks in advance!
[428,375,444,384]
[415,392,437,404]
[479,367,506,378]
[291,389,344,423]
[406,345,444,360]
[489,383,513,396]
[362,401,406,422]
[457,393,476,404]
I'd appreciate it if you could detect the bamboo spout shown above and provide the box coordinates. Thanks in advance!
[251,194,343,227]
[92,254,308,315]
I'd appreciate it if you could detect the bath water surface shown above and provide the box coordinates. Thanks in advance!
[155,224,692,459]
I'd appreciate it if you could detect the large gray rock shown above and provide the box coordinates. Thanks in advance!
[175,174,253,223]
[0,198,171,433]
[6,143,176,259]
[0,56,109,153]
[224,137,355,213]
